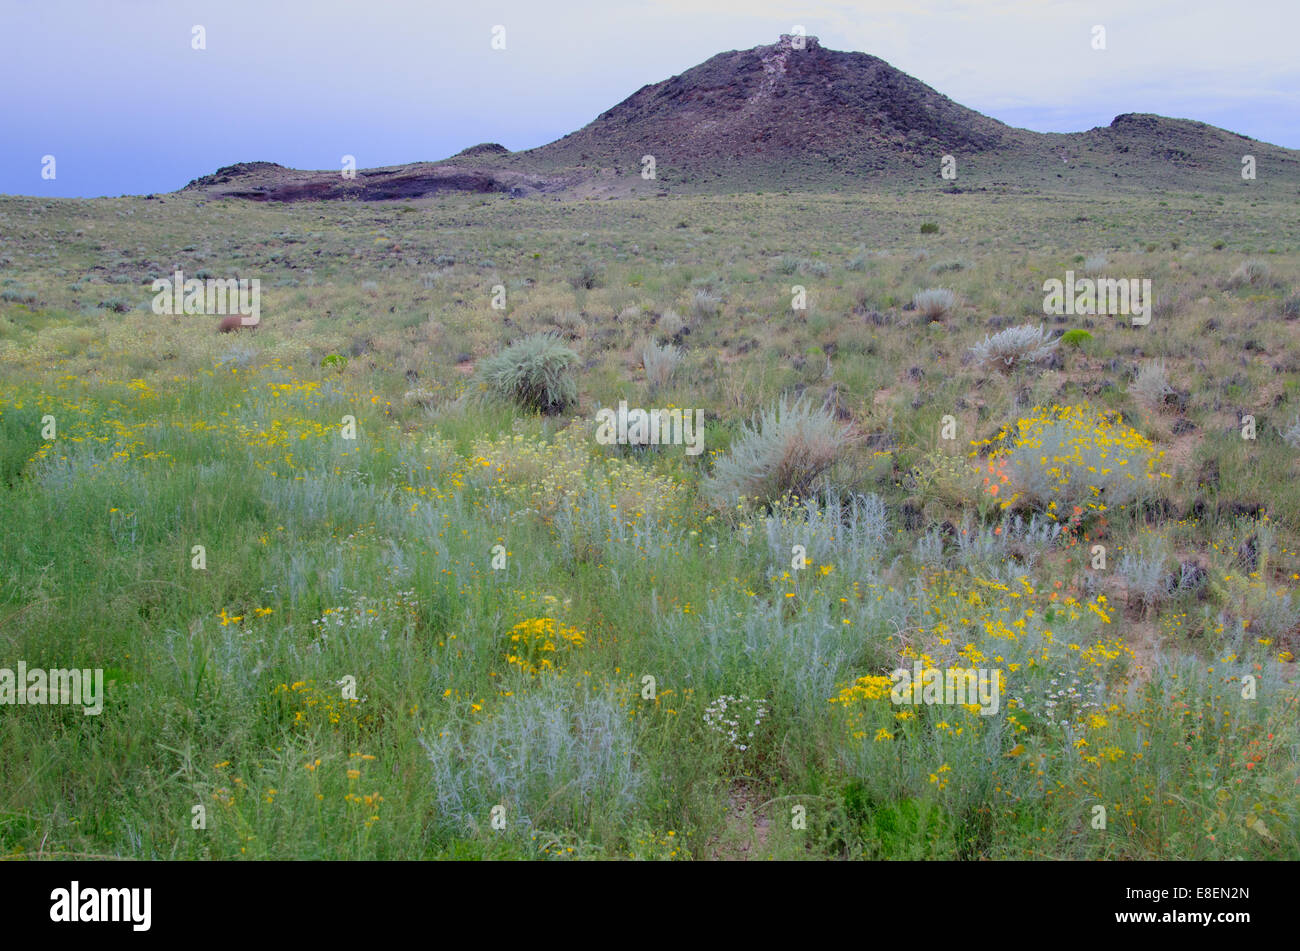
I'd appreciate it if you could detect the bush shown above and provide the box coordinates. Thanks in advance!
[762,492,889,577]
[1083,254,1108,276]
[1223,259,1270,289]
[1279,413,1300,449]
[1060,329,1093,348]
[977,403,1166,513]
[920,222,939,234]
[705,395,849,507]
[569,260,602,290]
[968,323,1059,374]
[1128,359,1174,409]
[641,340,682,389]
[658,308,686,337]
[421,684,643,834]
[913,288,956,321]
[1118,537,1174,611]
[474,332,579,414]
[691,289,722,319]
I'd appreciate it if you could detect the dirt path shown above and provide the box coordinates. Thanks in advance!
[706,781,772,860]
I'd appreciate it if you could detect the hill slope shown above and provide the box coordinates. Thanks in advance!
[182,35,1300,200]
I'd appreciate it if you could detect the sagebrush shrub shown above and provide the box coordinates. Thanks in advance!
[658,308,686,337]
[1279,414,1300,449]
[1118,537,1174,610]
[1223,259,1269,289]
[691,289,722,319]
[641,340,682,389]
[1128,359,1173,408]
[1083,254,1108,276]
[474,332,579,414]
[421,685,642,833]
[705,395,848,506]
[913,288,955,321]
[969,323,1059,374]
[569,260,602,289]
[761,492,889,576]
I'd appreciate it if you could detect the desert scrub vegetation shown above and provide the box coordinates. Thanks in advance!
[974,403,1169,514]
[1222,258,1271,289]
[1,189,1299,862]
[1128,359,1174,409]
[968,322,1059,375]
[473,332,579,414]
[704,394,849,507]
[640,339,682,389]
[913,287,955,321]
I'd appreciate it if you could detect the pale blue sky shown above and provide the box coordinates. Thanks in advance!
[3,0,1297,197]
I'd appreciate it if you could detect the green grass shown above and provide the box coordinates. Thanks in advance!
[0,188,1297,859]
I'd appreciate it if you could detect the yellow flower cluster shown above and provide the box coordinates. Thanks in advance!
[470,424,684,527]
[972,403,1167,512]
[272,679,372,732]
[829,674,894,706]
[504,616,588,675]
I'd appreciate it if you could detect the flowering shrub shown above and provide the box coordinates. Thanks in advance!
[470,425,685,526]
[973,403,1167,514]
[504,616,587,675]
[702,694,769,753]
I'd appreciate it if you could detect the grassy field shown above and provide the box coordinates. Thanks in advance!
[1,187,1298,859]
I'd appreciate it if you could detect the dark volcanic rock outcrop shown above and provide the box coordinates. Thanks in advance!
[179,36,1300,199]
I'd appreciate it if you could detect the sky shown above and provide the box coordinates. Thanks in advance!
[3,0,1298,197]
